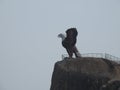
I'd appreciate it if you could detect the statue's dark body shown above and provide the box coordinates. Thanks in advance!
[62,28,78,58]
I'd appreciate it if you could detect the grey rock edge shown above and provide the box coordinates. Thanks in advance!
[50,57,120,90]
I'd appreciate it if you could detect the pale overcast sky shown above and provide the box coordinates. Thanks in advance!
[0,0,120,90]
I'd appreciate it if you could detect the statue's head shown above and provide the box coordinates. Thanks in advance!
[66,28,78,38]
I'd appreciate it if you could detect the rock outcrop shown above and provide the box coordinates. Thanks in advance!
[50,57,120,90]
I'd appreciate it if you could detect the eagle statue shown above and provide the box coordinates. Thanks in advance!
[58,28,81,58]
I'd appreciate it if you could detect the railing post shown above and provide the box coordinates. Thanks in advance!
[105,53,108,59]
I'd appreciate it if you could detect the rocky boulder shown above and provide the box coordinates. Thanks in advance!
[50,57,120,90]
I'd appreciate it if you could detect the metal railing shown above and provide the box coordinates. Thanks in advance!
[62,53,120,64]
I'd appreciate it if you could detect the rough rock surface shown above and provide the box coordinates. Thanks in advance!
[50,57,120,90]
